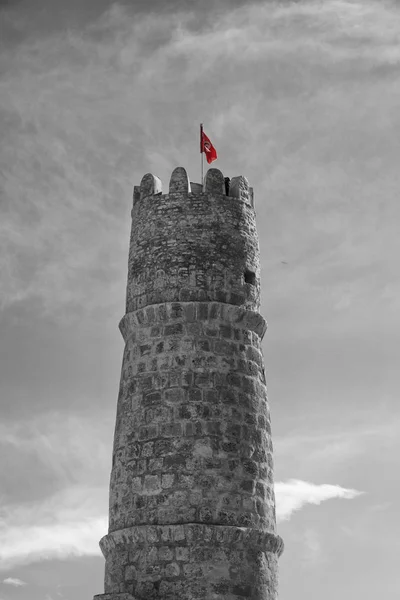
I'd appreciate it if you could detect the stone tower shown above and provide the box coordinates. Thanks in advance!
[94,167,283,600]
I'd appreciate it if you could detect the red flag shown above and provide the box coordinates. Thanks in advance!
[200,127,218,164]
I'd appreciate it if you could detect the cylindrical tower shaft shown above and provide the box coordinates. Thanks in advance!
[94,167,283,600]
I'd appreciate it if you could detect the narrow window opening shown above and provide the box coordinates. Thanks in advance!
[224,177,231,195]
[244,270,256,285]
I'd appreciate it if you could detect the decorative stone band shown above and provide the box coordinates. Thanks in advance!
[99,524,284,559]
[119,302,267,344]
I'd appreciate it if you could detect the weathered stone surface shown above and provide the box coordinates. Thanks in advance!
[139,173,162,199]
[204,167,225,195]
[133,186,141,205]
[249,186,254,208]
[109,311,274,532]
[94,167,283,600]
[229,176,250,204]
[169,167,191,194]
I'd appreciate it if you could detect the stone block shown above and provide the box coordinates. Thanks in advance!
[146,526,159,543]
[158,545,174,561]
[175,546,190,561]
[143,391,162,406]
[124,566,137,582]
[164,322,183,336]
[198,303,208,320]
[148,457,163,471]
[160,422,182,437]
[138,425,158,440]
[170,302,184,319]
[150,325,161,337]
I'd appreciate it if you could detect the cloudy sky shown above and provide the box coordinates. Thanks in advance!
[0,0,399,598]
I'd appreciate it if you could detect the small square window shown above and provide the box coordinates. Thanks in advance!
[244,270,256,285]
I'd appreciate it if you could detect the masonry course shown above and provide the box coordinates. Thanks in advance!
[94,167,283,600]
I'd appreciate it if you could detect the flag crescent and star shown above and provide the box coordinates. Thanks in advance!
[200,126,218,164]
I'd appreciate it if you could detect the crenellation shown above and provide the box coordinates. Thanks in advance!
[140,173,162,199]
[203,167,225,195]
[132,167,255,219]
[169,167,191,194]
[229,175,251,205]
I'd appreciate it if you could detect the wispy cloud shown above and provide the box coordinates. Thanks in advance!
[0,411,113,504]
[3,577,26,587]
[0,412,109,570]
[0,485,106,571]
[275,479,364,522]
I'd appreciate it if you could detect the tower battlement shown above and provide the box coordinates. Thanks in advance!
[133,167,254,207]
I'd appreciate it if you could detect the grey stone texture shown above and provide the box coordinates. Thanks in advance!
[94,168,283,600]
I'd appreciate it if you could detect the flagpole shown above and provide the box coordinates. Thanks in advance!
[200,123,204,186]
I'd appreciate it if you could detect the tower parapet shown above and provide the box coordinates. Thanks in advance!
[94,167,283,600]
[128,168,259,316]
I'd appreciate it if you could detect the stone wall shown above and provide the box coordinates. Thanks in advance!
[111,301,274,533]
